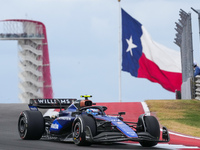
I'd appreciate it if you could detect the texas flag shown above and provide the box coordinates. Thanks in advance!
[121,8,182,92]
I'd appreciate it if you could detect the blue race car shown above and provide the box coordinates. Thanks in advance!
[18,95,170,147]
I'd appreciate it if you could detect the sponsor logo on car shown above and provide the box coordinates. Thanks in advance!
[37,99,71,104]
[51,123,59,129]
[58,117,72,121]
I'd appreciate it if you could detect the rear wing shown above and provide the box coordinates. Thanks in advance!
[29,99,77,109]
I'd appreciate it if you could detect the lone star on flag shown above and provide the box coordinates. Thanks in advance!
[126,36,137,56]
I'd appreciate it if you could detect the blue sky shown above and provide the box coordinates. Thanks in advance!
[0,0,199,103]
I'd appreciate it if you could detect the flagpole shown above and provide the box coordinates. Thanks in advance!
[118,0,122,102]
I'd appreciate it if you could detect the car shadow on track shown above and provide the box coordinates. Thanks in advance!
[51,141,169,150]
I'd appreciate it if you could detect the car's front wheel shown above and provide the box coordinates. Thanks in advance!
[18,110,44,140]
[72,114,96,146]
[139,116,160,147]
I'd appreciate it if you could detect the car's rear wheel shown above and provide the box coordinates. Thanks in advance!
[73,114,96,146]
[139,116,160,147]
[18,110,44,140]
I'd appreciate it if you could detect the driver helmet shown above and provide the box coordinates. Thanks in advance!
[86,108,100,116]
[194,62,197,68]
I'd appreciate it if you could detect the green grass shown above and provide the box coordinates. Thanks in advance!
[145,100,200,137]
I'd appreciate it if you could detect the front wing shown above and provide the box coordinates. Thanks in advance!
[86,126,170,143]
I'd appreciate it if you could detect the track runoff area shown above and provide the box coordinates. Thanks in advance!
[44,102,200,150]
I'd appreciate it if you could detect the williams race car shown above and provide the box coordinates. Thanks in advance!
[18,95,170,147]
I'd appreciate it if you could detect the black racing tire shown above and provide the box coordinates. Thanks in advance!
[72,114,97,146]
[18,110,45,140]
[139,116,160,147]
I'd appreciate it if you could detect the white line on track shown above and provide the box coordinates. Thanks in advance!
[168,131,200,140]
[141,102,150,115]
[125,143,199,150]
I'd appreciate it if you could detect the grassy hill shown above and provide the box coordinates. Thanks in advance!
[145,99,200,137]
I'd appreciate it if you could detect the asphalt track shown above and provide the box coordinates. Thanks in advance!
[0,103,170,150]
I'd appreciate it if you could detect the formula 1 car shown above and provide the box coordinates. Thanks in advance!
[18,95,170,147]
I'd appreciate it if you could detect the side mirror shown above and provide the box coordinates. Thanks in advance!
[118,112,126,116]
